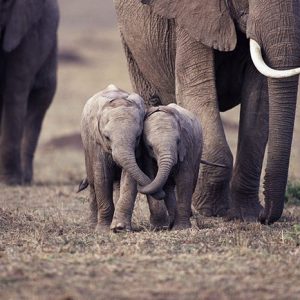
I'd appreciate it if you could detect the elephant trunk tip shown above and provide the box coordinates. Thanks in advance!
[259,199,284,225]
[138,184,165,200]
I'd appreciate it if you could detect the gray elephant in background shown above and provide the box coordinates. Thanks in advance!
[0,0,59,185]
[80,85,167,232]
[139,104,226,230]
[114,0,300,224]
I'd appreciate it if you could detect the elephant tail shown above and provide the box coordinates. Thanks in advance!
[200,159,228,168]
[77,178,89,193]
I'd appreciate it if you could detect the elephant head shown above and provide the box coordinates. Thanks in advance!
[138,105,195,195]
[94,85,164,199]
[142,0,300,223]
[0,0,46,52]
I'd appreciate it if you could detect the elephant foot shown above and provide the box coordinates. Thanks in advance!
[226,193,263,222]
[0,173,23,186]
[196,206,228,218]
[95,223,111,233]
[22,169,33,185]
[87,214,98,229]
[0,152,23,185]
[192,181,230,218]
[259,207,281,225]
[110,217,132,233]
[171,220,192,231]
[149,214,169,230]
[148,197,169,230]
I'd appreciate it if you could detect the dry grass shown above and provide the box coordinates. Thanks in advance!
[1,1,300,299]
[1,184,300,300]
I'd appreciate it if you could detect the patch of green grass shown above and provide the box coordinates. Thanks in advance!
[284,224,300,246]
[285,181,300,206]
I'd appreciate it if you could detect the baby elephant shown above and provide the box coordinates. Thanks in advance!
[80,84,164,232]
[139,104,226,230]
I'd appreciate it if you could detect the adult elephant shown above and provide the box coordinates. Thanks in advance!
[0,0,59,185]
[114,0,300,224]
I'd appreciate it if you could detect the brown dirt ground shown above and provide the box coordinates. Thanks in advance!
[1,1,300,299]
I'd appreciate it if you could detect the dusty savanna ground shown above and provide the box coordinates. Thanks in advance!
[1,1,300,299]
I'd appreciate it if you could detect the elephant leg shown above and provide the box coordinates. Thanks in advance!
[175,27,233,217]
[84,153,98,227]
[142,154,169,229]
[172,171,193,230]
[0,93,3,135]
[113,181,121,206]
[147,195,169,230]
[163,183,176,228]
[21,48,57,184]
[0,83,30,185]
[121,34,160,106]
[93,158,115,232]
[88,183,98,228]
[229,65,269,221]
[111,170,137,232]
[21,84,56,184]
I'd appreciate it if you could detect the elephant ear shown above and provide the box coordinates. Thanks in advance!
[166,104,198,162]
[3,0,45,52]
[162,105,186,162]
[145,0,236,51]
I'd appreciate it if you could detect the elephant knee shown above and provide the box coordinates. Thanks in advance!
[201,147,233,184]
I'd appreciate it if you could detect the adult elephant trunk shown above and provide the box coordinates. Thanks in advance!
[139,153,176,195]
[250,38,300,223]
[261,77,298,224]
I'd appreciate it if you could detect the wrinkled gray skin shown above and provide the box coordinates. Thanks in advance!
[138,104,203,230]
[0,0,59,185]
[114,0,300,224]
[80,85,167,232]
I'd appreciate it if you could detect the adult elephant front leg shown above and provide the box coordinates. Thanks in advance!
[121,37,170,227]
[0,73,31,185]
[175,28,233,217]
[230,65,268,221]
[21,47,57,184]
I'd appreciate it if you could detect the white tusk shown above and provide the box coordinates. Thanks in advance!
[250,39,300,78]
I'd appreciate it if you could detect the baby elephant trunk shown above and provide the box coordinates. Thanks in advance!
[114,149,165,199]
[139,154,176,195]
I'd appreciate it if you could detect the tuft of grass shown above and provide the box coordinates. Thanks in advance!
[285,181,300,206]
[284,224,300,246]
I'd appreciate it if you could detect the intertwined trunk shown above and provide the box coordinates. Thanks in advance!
[139,153,176,195]
[112,142,165,199]
[113,149,150,185]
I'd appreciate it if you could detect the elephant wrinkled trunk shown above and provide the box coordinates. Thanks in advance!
[249,8,300,223]
[113,148,165,199]
[261,76,298,224]
[250,39,300,78]
[113,149,149,184]
[139,154,176,195]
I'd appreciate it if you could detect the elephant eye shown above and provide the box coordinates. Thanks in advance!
[104,134,110,142]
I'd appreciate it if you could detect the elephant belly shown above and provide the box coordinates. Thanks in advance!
[115,0,176,104]
[215,30,250,112]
